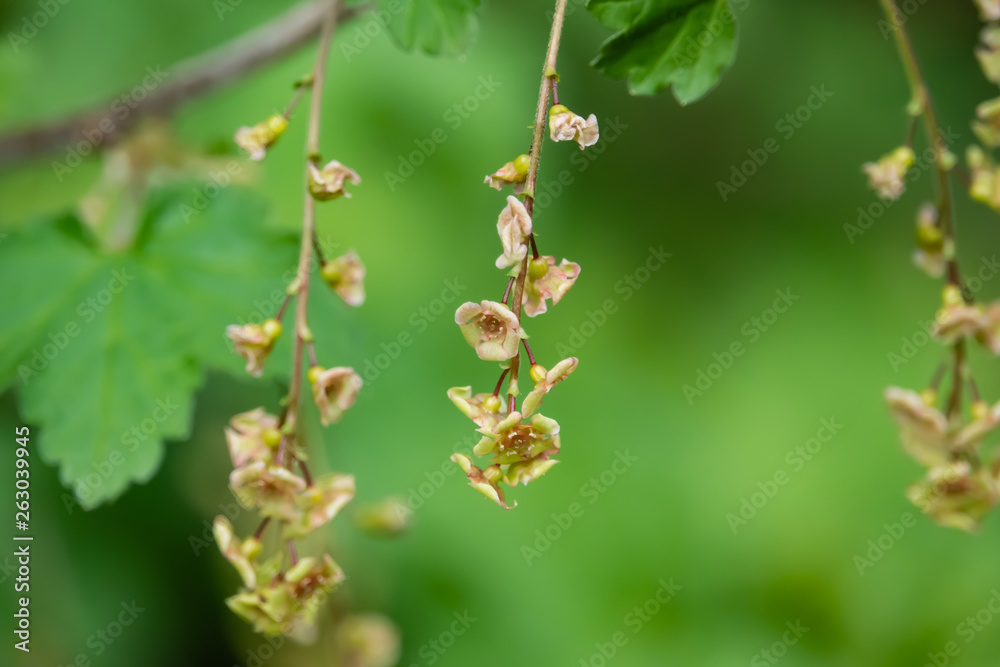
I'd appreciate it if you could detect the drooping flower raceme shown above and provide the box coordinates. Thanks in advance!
[450,64,595,509]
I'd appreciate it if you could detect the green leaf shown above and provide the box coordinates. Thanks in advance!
[0,188,297,508]
[588,0,739,104]
[380,0,482,56]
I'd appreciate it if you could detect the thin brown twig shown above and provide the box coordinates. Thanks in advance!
[0,0,368,166]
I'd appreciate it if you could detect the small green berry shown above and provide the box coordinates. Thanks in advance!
[321,262,342,287]
[549,104,569,117]
[483,395,503,413]
[308,366,325,384]
[528,257,548,281]
[262,318,282,342]
[513,154,531,177]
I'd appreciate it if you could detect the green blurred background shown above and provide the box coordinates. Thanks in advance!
[4,0,1000,665]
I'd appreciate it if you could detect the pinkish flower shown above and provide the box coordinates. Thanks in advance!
[284,472,355,539]
[322,250,366,307]
[308,160,361,201]
[496,196,533,269]
[451,453,514,510]
[548,104,599,149]
[309,366,362,426]
[862,146,914,200]
[908,461,1000,532]
[447,386,507,430]
[455,300,527,361]
[229,461,306,520]
[226,318,282,377]
[523,256,580,317]
[521,357,578,417]
[235,114,288,161]
[885,387,949,466]
[484,155,529,193]
[225,408,282,468]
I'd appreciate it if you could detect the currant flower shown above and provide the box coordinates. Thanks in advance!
[977,26,1000,85]
[496,195,533,269]
[308,160,361,201]
[930,285,1000,352]
[504,454,559,488]
[284,472,356,539]
[226,318,282,377]
[229,461,306,520]
[967,145,1000,211]
[912,203,945,278]
[884,387,949,466]
[521,357,578,417]
[213,516,262,589]
[309,366,363,426]
[235,114,289,161]
[908,461,1000,533]
[356,498,412,537]
[455,300,527,361]
[974,97,1000,148]
[975,0,1000,22]
[226,554,345,636]
[451,452,514,510]
[523,256,580,317]
[548,104,599,149]
[484,154,530,193]
[473,411,561,465]
[322,250,366,307]
[862,146,915,200]
[447,385,507,430]
[225,407,282,468]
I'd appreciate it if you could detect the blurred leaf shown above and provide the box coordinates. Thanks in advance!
[588,0,738,104]
[0,188,297,508]
[380,0,482,56]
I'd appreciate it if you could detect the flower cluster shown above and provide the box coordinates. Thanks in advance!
[873,2,1000,533]
[451,83,593,508]
[218,79,366,635]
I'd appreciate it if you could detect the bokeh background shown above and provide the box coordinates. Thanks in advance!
[4,0,1000,665]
